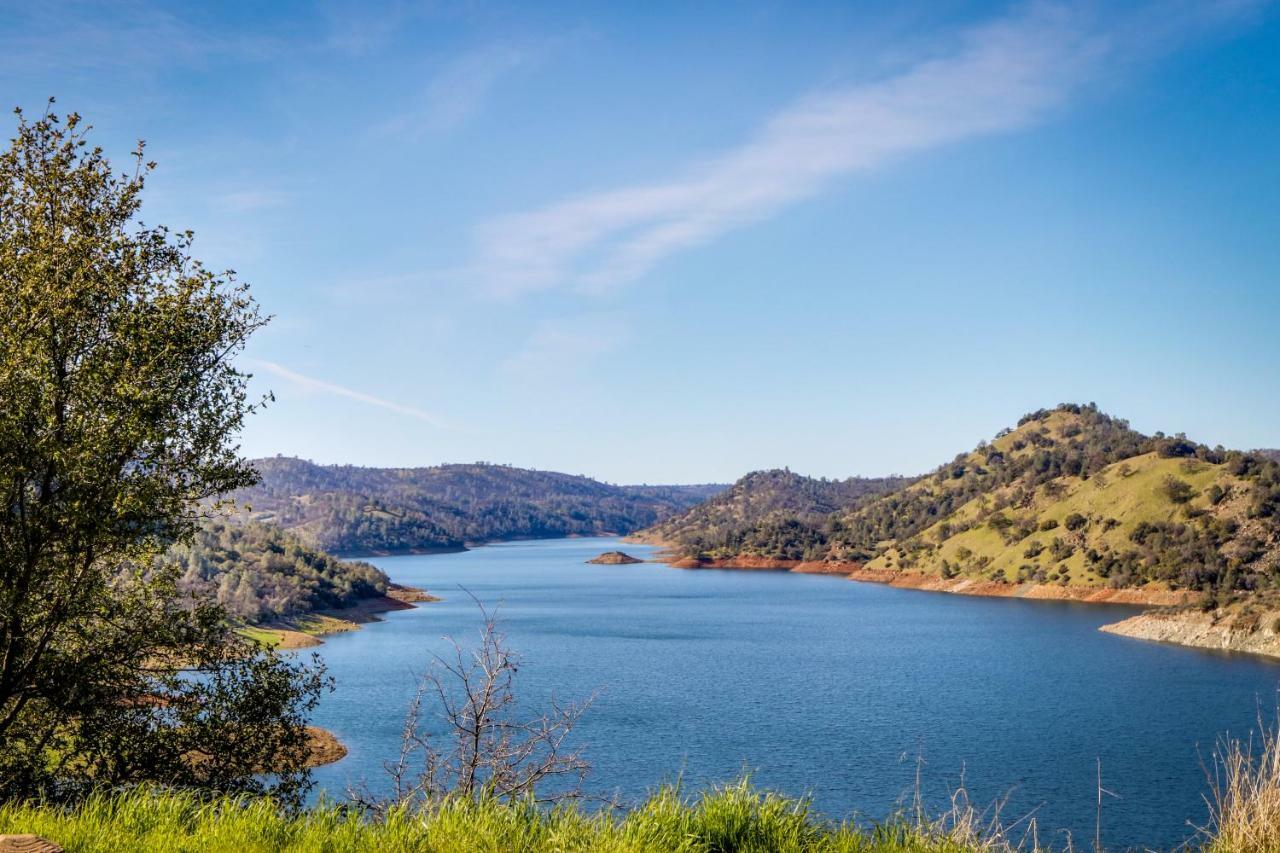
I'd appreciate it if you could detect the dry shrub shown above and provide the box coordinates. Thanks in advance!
[1202,716,1280,853]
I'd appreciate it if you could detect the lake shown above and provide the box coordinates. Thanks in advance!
[308,537,1280,850]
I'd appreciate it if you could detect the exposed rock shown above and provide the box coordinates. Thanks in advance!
[305,726,349,767]
[0,837,62,853]
[386,583,441,603]
[1101,609,1280,659]
[587,551,644,565]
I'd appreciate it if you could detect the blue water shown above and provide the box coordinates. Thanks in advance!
[308,537,1280,850]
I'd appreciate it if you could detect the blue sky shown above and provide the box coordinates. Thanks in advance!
[4,0,1279,483]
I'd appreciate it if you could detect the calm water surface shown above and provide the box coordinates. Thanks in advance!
[309,537,1280,850]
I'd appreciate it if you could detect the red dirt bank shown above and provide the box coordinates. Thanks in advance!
[666,554,1189,606]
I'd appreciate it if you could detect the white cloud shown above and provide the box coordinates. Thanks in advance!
[0,0,279,75]
[381,41,549,138]
[254,360,447,427]
[470,1,1260,298]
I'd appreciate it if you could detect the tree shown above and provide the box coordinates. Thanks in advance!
[1162,476,1197,505]
[356,599,592,812]
[0,104,325,804]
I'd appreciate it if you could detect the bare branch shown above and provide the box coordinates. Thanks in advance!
[355,593,593,814]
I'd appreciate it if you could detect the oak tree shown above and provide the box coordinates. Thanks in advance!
[0,104,325,804]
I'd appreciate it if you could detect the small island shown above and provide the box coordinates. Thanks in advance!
[587,550,644,565]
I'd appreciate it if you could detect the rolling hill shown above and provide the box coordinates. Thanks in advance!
[232,458,725,556]
[634,468,912,561]
[652,404,1280,609]
[845,411,1280,599]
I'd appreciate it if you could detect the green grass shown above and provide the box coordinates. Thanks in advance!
[236,612,366,650]
[868,451,1240,591]
[0,781,1023,852]
[237,626,287,648]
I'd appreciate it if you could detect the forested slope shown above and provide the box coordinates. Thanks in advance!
[167,520,390,624]
[635,469,911,560]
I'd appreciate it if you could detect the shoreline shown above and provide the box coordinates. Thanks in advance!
[333,546,466,559]
[653,550,1280,658]
[335,532,632,561]
[669,556,862,575]
[1100,609,1280,660]
[841,567,1192,607]
[662,553,1190,605]
[249,583,439,650]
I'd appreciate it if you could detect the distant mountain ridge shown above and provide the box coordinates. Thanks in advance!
[234,457,725,556]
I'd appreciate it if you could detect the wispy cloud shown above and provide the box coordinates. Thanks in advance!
[471,1,1261,298]
[0,0,279,76]
[418,44,538,133]
[381,40,551,138]
[254,360,446,427]
[319,0,465,57]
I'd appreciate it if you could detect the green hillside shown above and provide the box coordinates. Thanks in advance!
[636,468,911,560]
[865,448,1272,593]
[661,405,1280,601]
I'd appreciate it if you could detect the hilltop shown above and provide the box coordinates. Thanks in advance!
[844,409,1279,593]
[650,405,1280,653]
[234,458,724,556]
[632,468,911,562]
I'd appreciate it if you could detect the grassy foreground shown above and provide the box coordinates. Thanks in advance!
[0,781,1016,853]
[7,726,1280,852]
